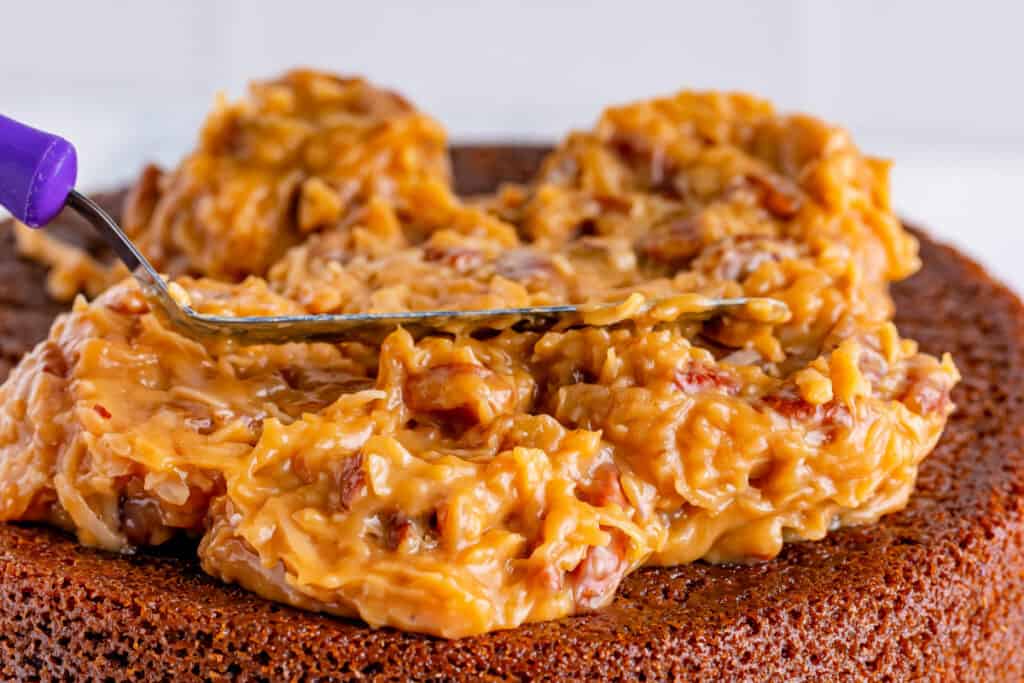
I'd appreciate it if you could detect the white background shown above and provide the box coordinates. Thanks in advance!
[3,1,1022,291]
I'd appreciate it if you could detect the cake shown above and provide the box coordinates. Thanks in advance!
[0,147,1022,680]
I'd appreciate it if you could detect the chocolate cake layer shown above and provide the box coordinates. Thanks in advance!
[0,146,1021,682]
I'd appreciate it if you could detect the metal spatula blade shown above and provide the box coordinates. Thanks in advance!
[2,114,788,346]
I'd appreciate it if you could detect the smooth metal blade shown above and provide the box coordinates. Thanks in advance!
[66,190,787,346]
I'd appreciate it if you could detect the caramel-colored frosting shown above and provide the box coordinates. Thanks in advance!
[0,70,958,638]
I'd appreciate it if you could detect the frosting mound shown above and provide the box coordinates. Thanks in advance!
[0,71,958,638]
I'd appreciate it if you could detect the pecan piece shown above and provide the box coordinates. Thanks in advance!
[747,172,803,218]
[104,290,150,316]
[333,454,366,512]
[636,216,703,268]
[38,340,68,378]
[696,236,798,282]
[762,387,852,430]
[422,245,485,272]
[119,496,166,547]
[902,376,953,416]
[405,363,513,430]
[762,389,817,421]
[382,510,413,551]
[580,466,628,508]
[674,363,738,395]
[571,531,629,610]
[494,248,558,285]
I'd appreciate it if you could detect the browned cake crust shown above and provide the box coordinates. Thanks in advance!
[0,146,1022,682]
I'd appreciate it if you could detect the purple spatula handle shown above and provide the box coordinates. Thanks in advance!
[0,114,77,227]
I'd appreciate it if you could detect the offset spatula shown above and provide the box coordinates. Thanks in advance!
[0,114,788,345]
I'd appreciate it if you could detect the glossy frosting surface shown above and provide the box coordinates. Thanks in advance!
[0,70,957,637]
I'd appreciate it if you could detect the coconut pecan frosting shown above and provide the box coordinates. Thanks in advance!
[0,69,958,638]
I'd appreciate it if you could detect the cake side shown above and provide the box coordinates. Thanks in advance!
[0,149,1021,681]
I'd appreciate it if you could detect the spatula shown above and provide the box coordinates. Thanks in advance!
[0,114,788,345]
